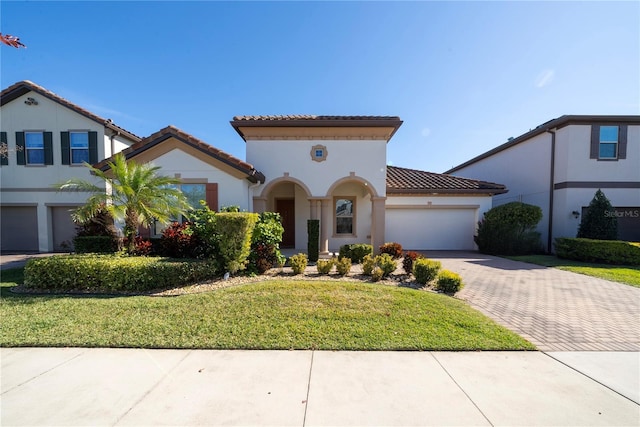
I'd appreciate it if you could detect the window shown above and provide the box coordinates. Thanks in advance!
[70,132,89,164]
[599,126,618,159]
[25,132,45,165]
[335,197,355,235]
[310,144,328,162]
[152,183,207,236]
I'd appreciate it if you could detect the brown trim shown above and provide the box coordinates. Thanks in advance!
[206,183,218,212]
[446,115,640,174]
[386,188,507,195]
[386,204,480,210]
[554,181,640,190]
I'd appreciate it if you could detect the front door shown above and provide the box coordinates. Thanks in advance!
[276,199,295,248]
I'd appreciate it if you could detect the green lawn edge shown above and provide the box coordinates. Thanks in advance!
[0,268,534,351]
[506,255,640,288]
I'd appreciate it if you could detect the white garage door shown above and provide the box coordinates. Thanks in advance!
[1,206,39,252]
[52,206,77,252]
[386,208,477,250]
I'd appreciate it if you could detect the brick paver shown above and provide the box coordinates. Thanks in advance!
[426,252,640,352]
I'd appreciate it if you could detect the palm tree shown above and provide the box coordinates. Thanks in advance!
[57,153,191,254]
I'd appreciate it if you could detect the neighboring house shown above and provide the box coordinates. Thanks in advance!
[1,81,507,253]
[446,115,640,251]
[0,81,140,252]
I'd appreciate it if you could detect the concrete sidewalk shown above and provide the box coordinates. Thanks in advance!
[1,348,638,426]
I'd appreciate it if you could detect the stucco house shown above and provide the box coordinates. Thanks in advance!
[1,81,506,253]
[446,115,640,251]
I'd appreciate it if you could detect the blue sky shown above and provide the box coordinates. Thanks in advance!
[2,1,638,173]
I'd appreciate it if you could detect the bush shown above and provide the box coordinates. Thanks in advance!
[370,266,383,282]
[475,202,543,255]
[338,244,373,264]
[377,253,397,277]
[249,212,285,274]
[335,257,352,276]
[413,258,442,285]
[307,219,320,262]
[214,212,259,274]
[188,204,218,259]
[436,270,464,294]
[402,251,423,274]
[362,254,375,275]
[555,237,640,265]
[379,242,403,259]
[316,258,334,274]
[122,235,152,256]
[73,236,119,254]
[577,189,618,240]
[23,255,219,293]
[289,253,308,274]
[160,221,199,258]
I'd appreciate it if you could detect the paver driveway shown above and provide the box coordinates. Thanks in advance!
[426,252,640,352]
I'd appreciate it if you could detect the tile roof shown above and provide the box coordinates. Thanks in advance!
[386,165,507,195]
[94,125,265,184]
[0,80,141,142]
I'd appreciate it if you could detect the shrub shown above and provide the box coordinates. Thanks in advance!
[338,244,373,264]
[370,266,383,282]
[316,258,334,274]
[214,212,259,274]
[160,221,199,258]
[436,270,464,294]
[555,237,640,265]
[23,255,219,293]
[577,189,618,240]
[249,212,285,274]
[475,202,543,255]
[335,257,352,276]
[289,253,308,274]
[362,254,375,275]
[413,258,442,285]
[307,219,320,262]
[73,236,119,254]
[377,253,397,277]
[188,204,218,259]
[402,251,423,274]
[379,242,403,259]
[122,235,152,256]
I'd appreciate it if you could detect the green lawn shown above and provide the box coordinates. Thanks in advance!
[0,268,534,350]
[508,255,640,288]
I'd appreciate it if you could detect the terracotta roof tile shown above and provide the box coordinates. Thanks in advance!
[386,166,507,195]
[95,125,265,184]
[0,80,141,142]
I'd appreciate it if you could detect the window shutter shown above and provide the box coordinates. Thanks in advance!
[44,132,54,165]
[589,125,599,159]
[206,183,219,212]
[88,131,98,164]
[0,132,7,165]
[61,131,70,165]
[618,125,627,159]
[16,132,26,165]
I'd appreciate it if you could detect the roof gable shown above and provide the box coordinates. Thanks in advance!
[386,166,507,195]
[95,125,265,183]
[0,80,141,143]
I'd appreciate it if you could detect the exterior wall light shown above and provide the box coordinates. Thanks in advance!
[572,210,580,219]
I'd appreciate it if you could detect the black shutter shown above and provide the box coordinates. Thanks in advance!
[88,131,98,164]
[0,132,7,165]
[61,131,70,165]
[44,132,53,165]
[618,125,627,159]
[16,132,25,165]
[589,125,599,159]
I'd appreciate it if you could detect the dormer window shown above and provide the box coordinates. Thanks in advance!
[310,144,328,162]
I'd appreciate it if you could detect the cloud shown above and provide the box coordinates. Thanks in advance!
[535,69,555,88]
[421,127,431,138]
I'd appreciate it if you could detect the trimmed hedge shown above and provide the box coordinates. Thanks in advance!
[23,255,219,292]
[554,238,640,265]
[338,244,373,264]
[307,219,320,262]
[214,212,259,274]
[73,236,119,254]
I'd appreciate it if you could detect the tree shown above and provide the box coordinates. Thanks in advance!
[474,202,543,255]
[577,189,618,240]
[57,153,191,254]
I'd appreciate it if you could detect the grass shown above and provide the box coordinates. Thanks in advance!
[507,255,640,288]
[0,268,534,350]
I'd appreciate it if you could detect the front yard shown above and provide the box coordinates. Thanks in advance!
[0,268,534,350]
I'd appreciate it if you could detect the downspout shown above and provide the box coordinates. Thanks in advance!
[546,129,556,253]
[248,181,261,212]
[108,129,120,157]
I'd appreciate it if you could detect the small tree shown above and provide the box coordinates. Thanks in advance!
[475,202,543,255]
[577,189,618,240]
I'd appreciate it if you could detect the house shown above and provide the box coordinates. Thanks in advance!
[1,81,507,253]
[446,115,640,250]
[0,81,140,252]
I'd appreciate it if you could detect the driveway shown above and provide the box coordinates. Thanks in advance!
[427,251,640,352]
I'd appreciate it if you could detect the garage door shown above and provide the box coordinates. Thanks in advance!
[386,208,477,250]
[52,206,77,251]
[0,206,39,252]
